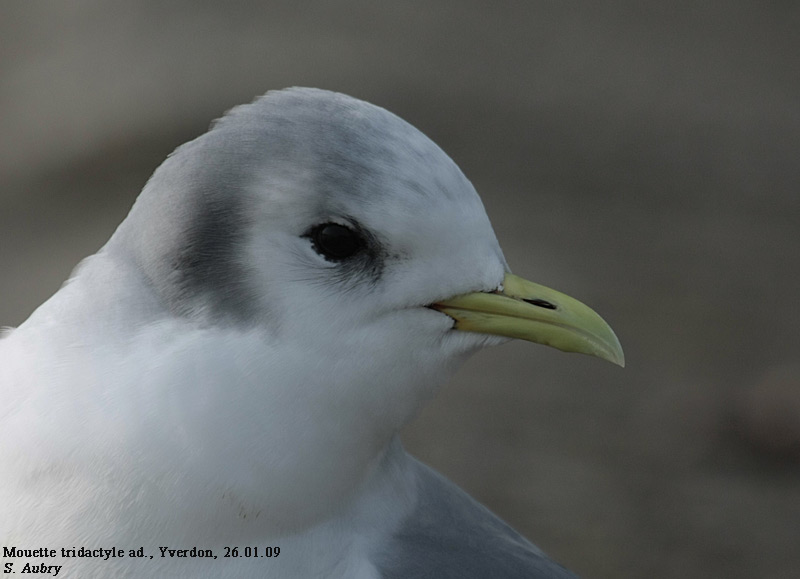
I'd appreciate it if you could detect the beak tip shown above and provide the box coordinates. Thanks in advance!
[609,344,626,368]
[603,337,625,368]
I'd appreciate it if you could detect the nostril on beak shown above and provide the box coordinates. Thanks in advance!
[523,298,557,310]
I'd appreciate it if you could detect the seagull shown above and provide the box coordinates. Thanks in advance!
[0,88,623,578]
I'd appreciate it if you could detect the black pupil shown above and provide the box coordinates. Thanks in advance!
[313,223,362,260]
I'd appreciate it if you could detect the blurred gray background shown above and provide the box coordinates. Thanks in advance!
[2,2,798,577]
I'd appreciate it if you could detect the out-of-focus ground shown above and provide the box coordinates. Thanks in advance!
[2,2,798,577]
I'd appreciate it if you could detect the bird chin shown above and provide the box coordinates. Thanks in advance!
[480,333,512,348]
[440,327,510,357]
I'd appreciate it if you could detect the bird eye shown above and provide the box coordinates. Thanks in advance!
[309,223,365,261]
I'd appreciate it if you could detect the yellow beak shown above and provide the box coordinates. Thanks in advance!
[431,273,624,367]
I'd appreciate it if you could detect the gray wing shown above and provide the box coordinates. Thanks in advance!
[372,457,579,579]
